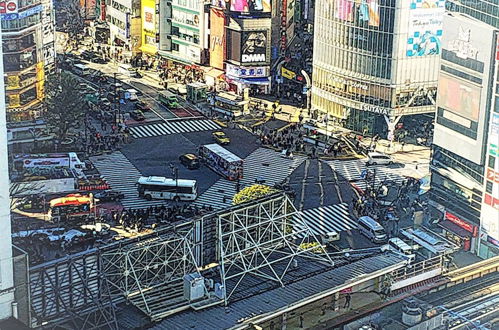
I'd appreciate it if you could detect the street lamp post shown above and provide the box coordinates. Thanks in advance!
[169,163,179,200]
[113,72,120,126]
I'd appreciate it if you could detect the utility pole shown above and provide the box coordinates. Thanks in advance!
[113,72,120,126]
[169,163,179,200]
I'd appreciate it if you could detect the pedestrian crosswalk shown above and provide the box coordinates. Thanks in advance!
[129,119,220,138]
[293,203,357,238]
[326,159,408,192]
[193,148,307,210]
[90,151,167,209]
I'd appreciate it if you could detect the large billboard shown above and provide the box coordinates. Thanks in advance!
[142,0,157,54]
[434,12,496,165]
[230,0,271,13]
[334,0,380,27]
[209,8,225,70]
[406,0,445,57]
[241,31,267,64]
[437,73,481,122]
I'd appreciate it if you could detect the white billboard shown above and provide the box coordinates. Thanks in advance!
[406,0,445,57]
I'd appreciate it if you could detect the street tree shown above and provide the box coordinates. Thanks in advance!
[44,72,87,143]
[232,184,279,205]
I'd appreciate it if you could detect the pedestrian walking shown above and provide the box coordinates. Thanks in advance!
[343,293,351,308]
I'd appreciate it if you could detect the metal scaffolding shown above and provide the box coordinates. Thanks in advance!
[216,194,334,304]
[29,251,117,329]
[101,231,209,321]
[26,193,334,325]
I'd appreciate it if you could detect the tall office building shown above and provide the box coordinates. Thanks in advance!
[311,0,444,137]
[430,1,499,258]
[0,24,15,320]
[1,0,55,122]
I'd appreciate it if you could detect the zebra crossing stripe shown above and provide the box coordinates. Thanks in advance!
[294,203,356,238]
[90,151,168,209]
[130,119,220,138]
[193,148,307,210]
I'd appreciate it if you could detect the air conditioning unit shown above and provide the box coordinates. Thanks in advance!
[183,273,205,301]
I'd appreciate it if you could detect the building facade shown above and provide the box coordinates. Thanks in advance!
[0,23,15,321]
[311,0,443,137]
[1,0,55,122]
[158,0,207,64]
[430,0,499,258]
[105,0,140,59]
[223,0,273,94]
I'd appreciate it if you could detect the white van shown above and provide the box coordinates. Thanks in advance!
[126,89,139,101]
[118,64,136,77]
[358,216,387,243]
[386,238,415,262]
[324,231,340,244]
[367,152,394,166]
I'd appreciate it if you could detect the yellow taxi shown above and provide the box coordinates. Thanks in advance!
[212,131,230,145]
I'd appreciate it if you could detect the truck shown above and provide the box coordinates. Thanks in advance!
[13,152,86,178]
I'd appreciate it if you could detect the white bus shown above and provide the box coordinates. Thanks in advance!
[73,64,91,75]
[137,176,197,201]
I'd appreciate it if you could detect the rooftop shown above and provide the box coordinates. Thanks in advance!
[152,253,407,330]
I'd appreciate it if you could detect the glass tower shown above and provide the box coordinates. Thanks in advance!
[311,0,443,136]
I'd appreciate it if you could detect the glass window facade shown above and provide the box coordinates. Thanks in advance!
[446,0,499,28]
[312,0,396,124]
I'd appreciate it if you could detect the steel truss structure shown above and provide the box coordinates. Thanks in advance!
[101,230,208,321]
[27,193,333,326]
[29,252,118,329]
[216,194,334,304]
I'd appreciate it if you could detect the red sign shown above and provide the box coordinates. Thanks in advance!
[0,1,17,14]
[486,168,499,183]
[484,193,499,210]
[445,211,475,234]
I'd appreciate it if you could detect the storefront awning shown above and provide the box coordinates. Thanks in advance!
[227,76,271,85]
[438,220,472,238]
[205,68,224,79]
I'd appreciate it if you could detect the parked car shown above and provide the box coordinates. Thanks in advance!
[366,152,394,166]
[99,98,111,109]
[94,190,125,202]
[179,153,200,169]
[135,100,151,112]
[212,131,230,145]
[130,110,145,121]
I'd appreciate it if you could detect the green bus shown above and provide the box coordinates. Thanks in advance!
[158,91,180,109]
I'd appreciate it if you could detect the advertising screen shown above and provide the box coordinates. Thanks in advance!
[334,0,380,27]
[406,0,445,57]
[227,30,242,62]
[241,31,267,63]
[230,0,271,13]
[437,74,481,122]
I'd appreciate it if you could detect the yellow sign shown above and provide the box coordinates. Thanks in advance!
[6,75,20,90]
[281,67,296,80]
[8,94,20,108]
[141,0,158,55]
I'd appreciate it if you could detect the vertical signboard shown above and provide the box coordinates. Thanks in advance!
[141,0,157,54]
[210,8,225,70]
[406,0,445,57]
[41,0,55,66]
[482,111,499,243]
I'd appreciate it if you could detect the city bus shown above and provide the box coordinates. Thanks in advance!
[48,194,94,222]
[137,176,197,201]
[211,92,249,117]
[199,144,243,181]
[158,91,180,109]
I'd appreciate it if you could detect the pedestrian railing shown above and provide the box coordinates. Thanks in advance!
[391,255,443,282]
